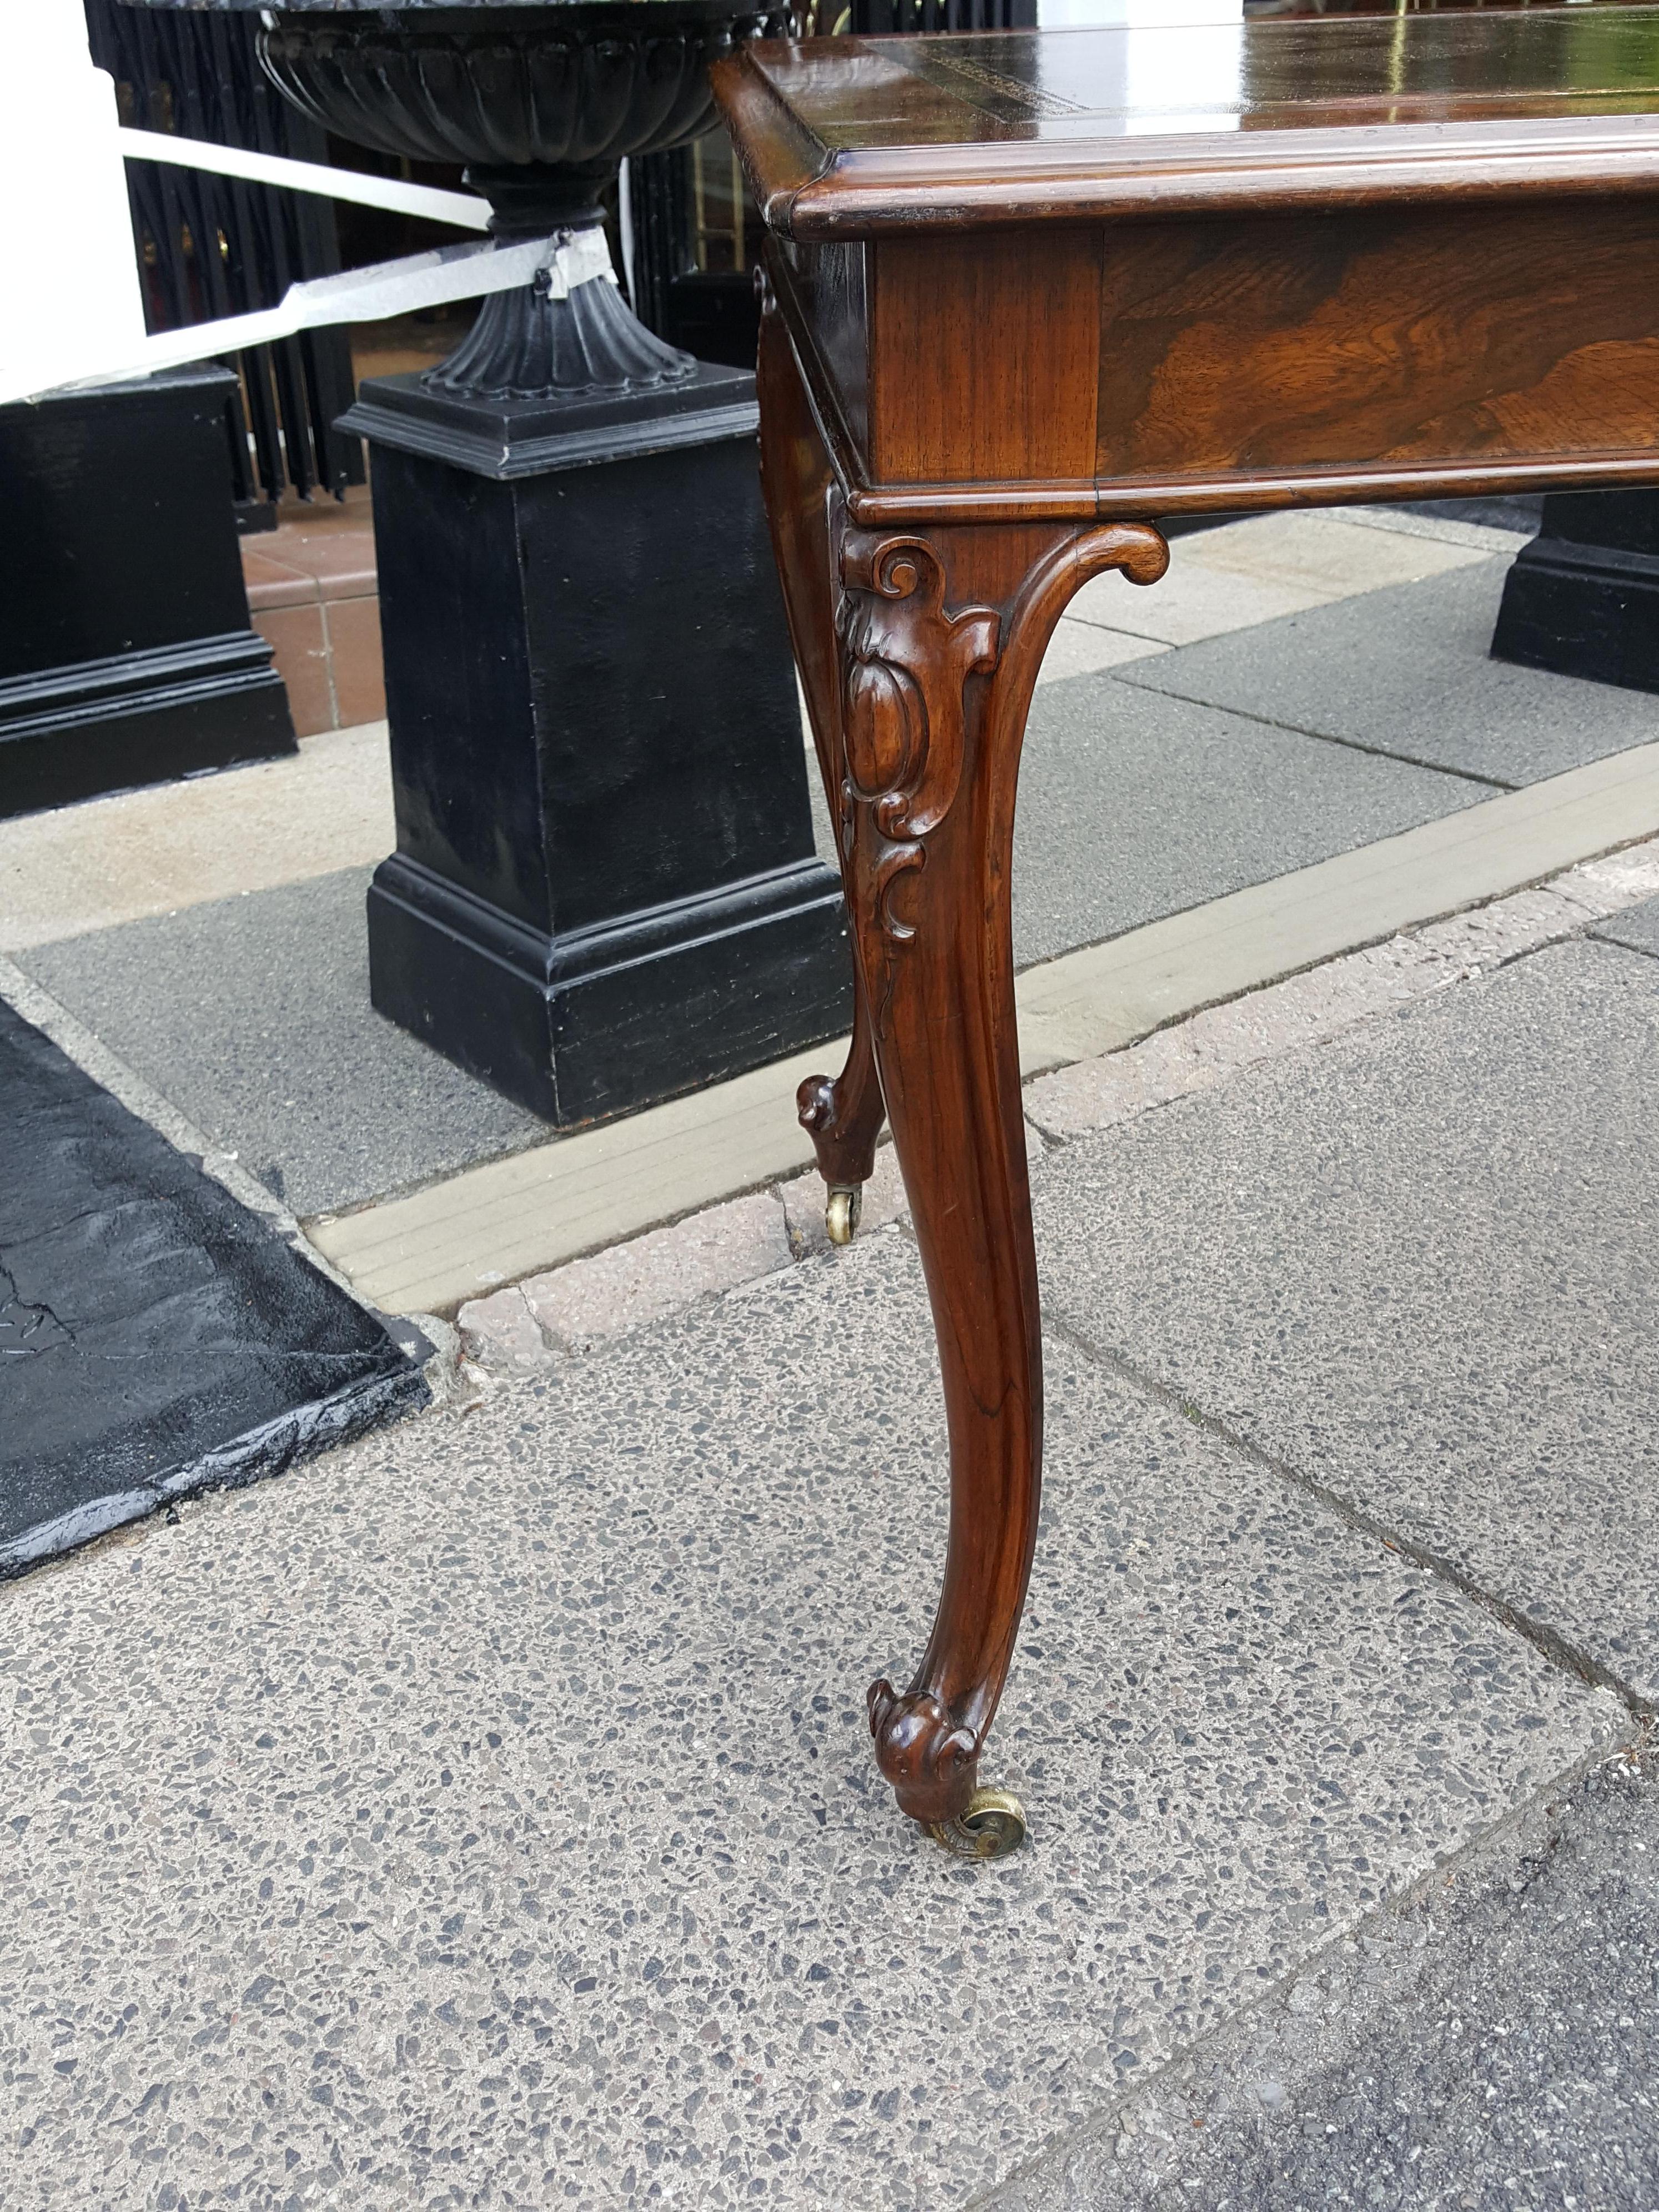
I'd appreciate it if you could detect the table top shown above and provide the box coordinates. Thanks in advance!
[715,3,1659,238]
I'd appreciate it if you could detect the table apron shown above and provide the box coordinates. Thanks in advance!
[773,194,1659,522]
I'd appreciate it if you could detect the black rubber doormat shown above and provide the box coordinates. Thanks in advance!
[0,996,426,1573]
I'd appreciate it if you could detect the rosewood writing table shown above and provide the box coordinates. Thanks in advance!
[711,2,1659,1858]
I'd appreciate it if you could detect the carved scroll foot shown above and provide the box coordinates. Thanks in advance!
[867,1681,1025,1854]
[868,1680,979,1826]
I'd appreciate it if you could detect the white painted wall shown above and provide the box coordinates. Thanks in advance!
[0,0,150,399]
[1037,0,1243,28]
[1031,0,1245,135]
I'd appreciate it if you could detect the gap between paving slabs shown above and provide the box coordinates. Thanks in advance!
[453,836,1659,1389]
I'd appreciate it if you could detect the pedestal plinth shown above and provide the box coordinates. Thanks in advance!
[1492,492,1659,695]
[0,366,294,821]
[344,362,849,1125]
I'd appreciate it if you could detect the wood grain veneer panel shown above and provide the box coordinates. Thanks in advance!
[868,230,1101,486]
[1094,200,1659,489]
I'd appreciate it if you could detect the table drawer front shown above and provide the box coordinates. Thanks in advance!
[854,200,1659,505]
[1092,200,1659,494]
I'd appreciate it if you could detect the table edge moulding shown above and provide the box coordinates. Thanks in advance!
[712,3,1659,1857]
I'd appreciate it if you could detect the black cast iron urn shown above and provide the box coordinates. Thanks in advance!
[257,0,791,403]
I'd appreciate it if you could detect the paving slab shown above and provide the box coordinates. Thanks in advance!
[0,721,393,954]
[16,688,1487,1219]
[517,1188,793,1351]
[0,996,424,1573]
[1121,558,1659,788]
[16,867,547,1218]
[1014,740,1659,1074]
[1592,888,1659,960]
[1014,677,1486,967]
[1022,881,1612,1144]
[992,1746,1659,2212]
[1065,508,1489,647]
[0,1234,1617,2209]
[1034,936,1659,1705]
[1393,490,1542,537]
[1037,617,1168,686]
[306,1035,844,1315]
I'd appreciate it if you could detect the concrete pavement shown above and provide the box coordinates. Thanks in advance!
[3,503,1659,2206]
[4,863,1657,2205]
[992,1747,1659,2212]
[0,1238,1627,2208]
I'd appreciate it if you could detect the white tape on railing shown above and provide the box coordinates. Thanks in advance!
[117,127,491,232]
[4,227,616,408]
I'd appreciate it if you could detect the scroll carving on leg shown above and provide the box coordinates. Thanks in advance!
[827,507,1169,1856]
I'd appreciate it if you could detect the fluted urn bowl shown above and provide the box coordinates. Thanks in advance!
[256,1,794,400]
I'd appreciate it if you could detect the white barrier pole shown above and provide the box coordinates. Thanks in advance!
[2,229,618,409]
[115,128,490,232]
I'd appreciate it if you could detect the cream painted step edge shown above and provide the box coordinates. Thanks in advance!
[1016,737,1659,1068]
[306,738,1659,1317]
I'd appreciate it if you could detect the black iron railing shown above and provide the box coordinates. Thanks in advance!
[83,0,364,514]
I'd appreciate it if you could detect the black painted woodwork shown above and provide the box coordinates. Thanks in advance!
[347,364,850,1124]
[1492,492,1659,696]
[0,366,294,822]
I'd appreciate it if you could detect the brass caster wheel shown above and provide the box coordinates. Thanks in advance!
[927,1786,1027,1862]
[826,1184,862,1246]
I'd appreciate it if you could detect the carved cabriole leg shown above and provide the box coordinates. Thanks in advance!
[836,509,1168,1844]
[752,281,1170,1846]
[755,283,885,1219]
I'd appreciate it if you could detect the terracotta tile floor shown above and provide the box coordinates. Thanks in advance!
[242,485,384,737]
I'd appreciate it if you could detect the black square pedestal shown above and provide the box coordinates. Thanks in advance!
[1492,491,1659,695]
[343,362,849,1126]
[0,366,294,820]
